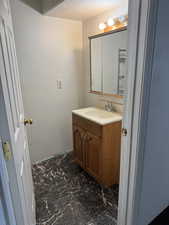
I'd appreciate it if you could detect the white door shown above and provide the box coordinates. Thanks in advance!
[0,0,35,225]
[0,198,7,225]
[0,139,16,225]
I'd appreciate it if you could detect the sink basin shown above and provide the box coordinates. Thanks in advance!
[85,110,114,119]
[72,107,122,125]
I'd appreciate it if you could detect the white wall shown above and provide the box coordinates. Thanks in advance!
[137,1,169,224]
[10,0,83,163]
[83,7,128,114]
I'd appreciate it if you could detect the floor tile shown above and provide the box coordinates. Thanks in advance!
[32,152,118,225]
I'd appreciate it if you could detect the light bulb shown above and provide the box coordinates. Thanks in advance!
[99,23,106,30]
[123,21,128,26]
[107,18,115,27]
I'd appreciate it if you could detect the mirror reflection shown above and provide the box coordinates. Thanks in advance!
[90,28,127,97]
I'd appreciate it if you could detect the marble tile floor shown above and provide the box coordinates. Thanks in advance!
[32,152,119,225]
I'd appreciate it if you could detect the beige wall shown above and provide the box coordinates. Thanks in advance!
[10,0,84,163]
[83,7,128,114]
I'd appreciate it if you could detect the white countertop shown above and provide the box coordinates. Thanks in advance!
[72,107,123,125]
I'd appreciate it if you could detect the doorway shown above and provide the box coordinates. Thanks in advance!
[0,0,160,225]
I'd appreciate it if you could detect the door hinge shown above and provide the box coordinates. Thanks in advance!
[122,128,128,136]
[2,141,12,160]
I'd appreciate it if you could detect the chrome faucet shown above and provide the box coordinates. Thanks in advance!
[105,101,114,112]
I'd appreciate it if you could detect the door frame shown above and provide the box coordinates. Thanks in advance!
[0,0,159,225]
[118,0,159,225]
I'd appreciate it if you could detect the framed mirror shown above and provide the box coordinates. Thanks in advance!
[89,27,127,97]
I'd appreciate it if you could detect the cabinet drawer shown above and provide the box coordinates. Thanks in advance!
[72,114,102,137]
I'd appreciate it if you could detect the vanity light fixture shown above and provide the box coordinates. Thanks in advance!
[99,22,106,30]
[98,15,128,33]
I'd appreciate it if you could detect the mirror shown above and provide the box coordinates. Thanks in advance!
[89,27,127,97]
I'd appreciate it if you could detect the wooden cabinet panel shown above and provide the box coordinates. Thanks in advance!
[73,114,102,137]
[73,125,85,168]
[85,133,101,180]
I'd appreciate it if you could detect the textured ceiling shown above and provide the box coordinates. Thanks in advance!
[45,0,128,21]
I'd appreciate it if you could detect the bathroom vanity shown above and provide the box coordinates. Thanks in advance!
[72,107,122,187]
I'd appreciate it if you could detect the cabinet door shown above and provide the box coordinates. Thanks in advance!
[85,133,101,179]
[73,126,85,168]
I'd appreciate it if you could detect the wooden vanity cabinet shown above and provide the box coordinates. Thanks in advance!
[72,114,122,187]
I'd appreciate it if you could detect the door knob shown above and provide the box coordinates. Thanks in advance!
[24,119,33,126]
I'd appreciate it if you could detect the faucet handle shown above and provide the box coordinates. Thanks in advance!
[104,101,115,112]
[105,104,109,111]
[109,101,114,112]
